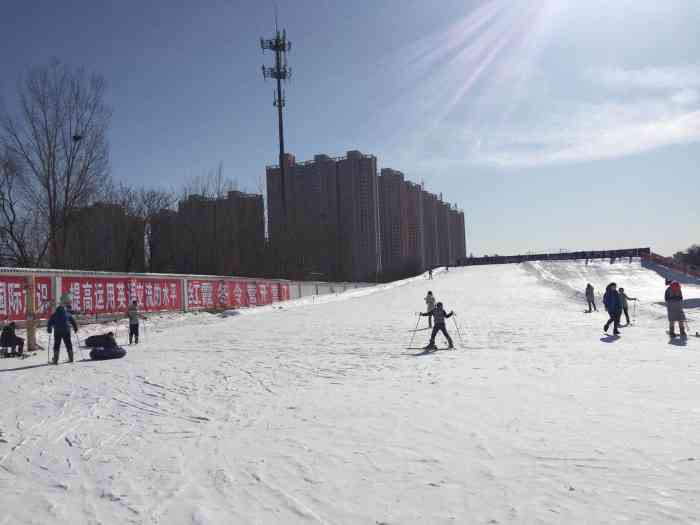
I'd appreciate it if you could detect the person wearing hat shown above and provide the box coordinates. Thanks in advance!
[420,302,455,350]
[665,280,686,338]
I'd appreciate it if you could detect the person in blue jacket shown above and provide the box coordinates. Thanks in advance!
[47,305,78,364]
[603,282,622,336]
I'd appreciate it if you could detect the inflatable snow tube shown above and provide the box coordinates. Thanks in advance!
[89,346,127,361]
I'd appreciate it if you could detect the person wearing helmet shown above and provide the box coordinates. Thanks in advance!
[424,291,436,328]
[420,301,454,350]
[665,280,686,338]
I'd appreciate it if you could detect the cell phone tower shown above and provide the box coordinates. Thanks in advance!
[260,15,292,217]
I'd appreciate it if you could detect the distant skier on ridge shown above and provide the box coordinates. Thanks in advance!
[603,282,622,336]
[420,302,454,350]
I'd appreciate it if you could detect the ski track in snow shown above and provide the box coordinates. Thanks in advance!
[1,260,700,524]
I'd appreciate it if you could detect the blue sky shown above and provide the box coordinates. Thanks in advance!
[2,0,698,256]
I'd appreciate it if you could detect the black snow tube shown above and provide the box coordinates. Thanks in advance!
[89,346,127,361]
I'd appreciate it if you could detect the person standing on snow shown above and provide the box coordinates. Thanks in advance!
[420,302,455,350]
[665,280,686,338]
[428,268,433,280]
[47,305,78,364]
[603,282,622,336]
[585,283,597,313]
[618,287,637,326]
[424,291,436,328]
[127,300,140,344]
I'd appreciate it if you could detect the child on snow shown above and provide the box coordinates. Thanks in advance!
[603,283,622,336]
[424,291,436,328]
[420,302,454,350]
[127,301,140,344]
[665,281,686,338]
[618,287,637,326]
[1,322,24,355]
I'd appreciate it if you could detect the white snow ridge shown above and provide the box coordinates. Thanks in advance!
[1,259,699,524]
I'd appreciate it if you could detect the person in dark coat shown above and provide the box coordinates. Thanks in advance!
[665,281,686,338]
[585,283,597,312]
[84,332,117,349]
[47,305,78,364]
[603,282,622,336]
[1,322,24,355]
[420,302,455,350]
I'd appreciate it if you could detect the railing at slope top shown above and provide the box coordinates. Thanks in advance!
[457,248,652,267]
[641,252,700,279]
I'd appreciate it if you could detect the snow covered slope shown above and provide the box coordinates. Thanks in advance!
[1,260,699,524]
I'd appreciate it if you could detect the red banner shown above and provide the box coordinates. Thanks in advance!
[61,277,182,315]
[0,276,53,321]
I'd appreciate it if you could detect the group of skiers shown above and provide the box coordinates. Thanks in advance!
[587,279,689,339]
[43,300,142,364]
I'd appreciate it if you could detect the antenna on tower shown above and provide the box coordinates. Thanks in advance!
[260,12,292,218]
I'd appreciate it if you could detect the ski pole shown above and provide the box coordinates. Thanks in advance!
[452,314,464,346]
[407,313,421,349]
[47,332,52,364]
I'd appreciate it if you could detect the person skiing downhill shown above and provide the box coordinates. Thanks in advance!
[420,302,454,350]
[47,305,78,364]
[665,280,686,338]
[618,287,637,326]
[585,283,597,313]
[424,291,436,328]
[127,300,140,344]
[603,282,622,336]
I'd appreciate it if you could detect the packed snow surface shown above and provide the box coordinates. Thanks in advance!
[1,259,700,524]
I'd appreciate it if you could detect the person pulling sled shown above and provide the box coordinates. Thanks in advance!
[420,302,455,350]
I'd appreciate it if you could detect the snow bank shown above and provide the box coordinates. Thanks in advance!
[1,261,699,524]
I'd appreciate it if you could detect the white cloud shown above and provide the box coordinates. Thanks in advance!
[476,105,700,167]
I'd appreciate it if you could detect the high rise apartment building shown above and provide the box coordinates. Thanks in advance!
[267,150,465,282]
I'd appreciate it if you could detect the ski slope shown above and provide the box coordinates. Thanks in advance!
[1,259,699,524]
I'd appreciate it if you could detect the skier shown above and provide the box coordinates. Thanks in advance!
[420,302,454,350]
[602,282,622,336]
[585,283,597,312]
[618,287,637,326]
[127,300,140,344]
[428,268,433,280]
[47,305,78,364]
[1,322,24,355]
[665,280,686,338]
[424,291,436,328]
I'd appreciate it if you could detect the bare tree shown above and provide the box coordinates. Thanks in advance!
[0,60,111,268]
[0,150,47,266]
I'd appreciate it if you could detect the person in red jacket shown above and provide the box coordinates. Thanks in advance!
[665,281,686,338]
